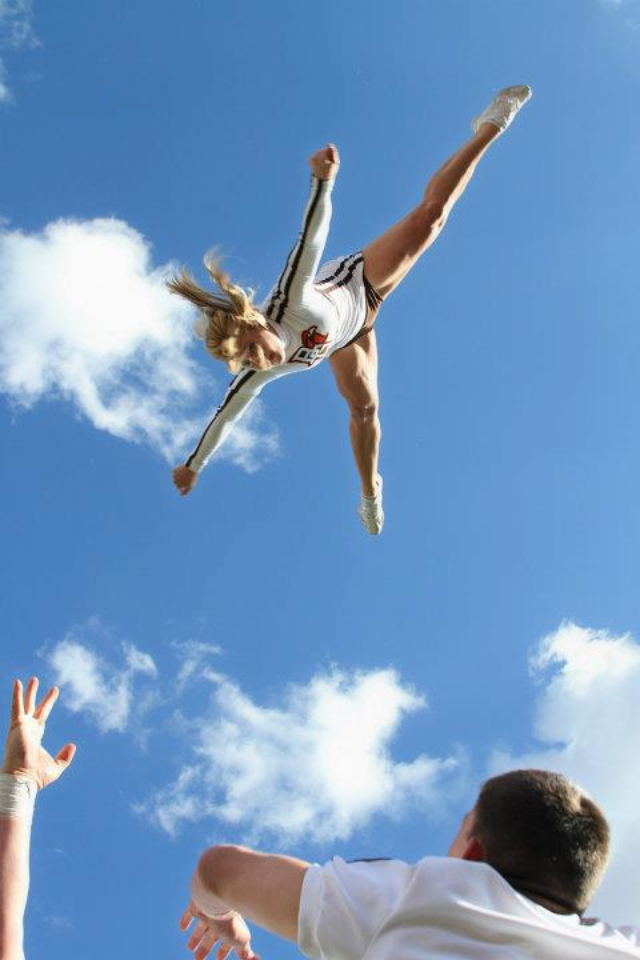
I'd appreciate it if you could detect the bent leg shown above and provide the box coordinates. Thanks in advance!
[363,122,499,299]
[329,331,380,498]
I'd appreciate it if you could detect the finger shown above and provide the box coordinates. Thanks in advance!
[194,929,219,960]
[54,743,76,772]
[34,685,59,722]
[237,948,258,960]
[216,944,232,960]
[24,677,39,715]
[11,680,25,723]
[179,906,195,931]
[187,920,209,951]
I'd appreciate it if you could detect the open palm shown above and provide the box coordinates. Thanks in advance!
[2,678,75,790]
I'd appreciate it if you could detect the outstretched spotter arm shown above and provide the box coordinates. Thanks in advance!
[0,680,75,960]
[180,844,310,960]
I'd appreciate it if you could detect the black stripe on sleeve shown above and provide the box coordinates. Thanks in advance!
[186,370,257,469]
[265,246,296,322]
[271,177,324,325]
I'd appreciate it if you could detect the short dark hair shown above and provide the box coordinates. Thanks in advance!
[474,769,610,913]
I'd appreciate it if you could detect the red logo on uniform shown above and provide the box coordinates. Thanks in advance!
[301,326,329,349]
[290,325,331,367]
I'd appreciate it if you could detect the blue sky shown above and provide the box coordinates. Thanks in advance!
[2,0,640,956]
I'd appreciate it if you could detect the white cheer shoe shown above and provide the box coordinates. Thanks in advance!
[358,475,384,535]
[471,85,532,135]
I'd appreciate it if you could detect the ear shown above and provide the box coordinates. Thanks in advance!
[460,836,487,862]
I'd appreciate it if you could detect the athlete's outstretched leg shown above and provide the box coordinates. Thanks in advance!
[329,331,384,534]
[363,86,531,299]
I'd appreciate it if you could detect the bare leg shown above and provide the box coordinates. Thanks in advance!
[329,331,379,498]
[363,123,499,298]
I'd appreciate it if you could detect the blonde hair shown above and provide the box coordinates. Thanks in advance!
[167,254,268,373]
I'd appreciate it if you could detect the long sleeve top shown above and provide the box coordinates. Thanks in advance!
[186,175,368,474]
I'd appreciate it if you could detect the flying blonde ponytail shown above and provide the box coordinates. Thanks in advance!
[167,253,268,372]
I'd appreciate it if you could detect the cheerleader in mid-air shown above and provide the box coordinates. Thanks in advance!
[169,86,531,535]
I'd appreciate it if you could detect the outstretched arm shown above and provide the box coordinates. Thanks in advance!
[263,144,340,323]
[173,364,296,494]
[180,844,309,960]
[0,679,75,960]
[176,371,262,489]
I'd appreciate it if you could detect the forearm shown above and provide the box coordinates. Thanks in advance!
[290,176,334,290]
[192,844,309,942]
[268,177,334,316]
[0,777,36,960]
[186,386,258,474]
[0,818,29,960]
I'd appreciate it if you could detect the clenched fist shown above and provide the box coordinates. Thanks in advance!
[308,143,340,181]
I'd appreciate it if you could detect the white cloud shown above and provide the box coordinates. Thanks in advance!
[141,668,462,843]
[47,634,158,734]
[0,0,37,103]
[0,217,278,470]
[597,0,640,29]
[172,640,222,694]
[0,62,9,101]
[219,399,280,474]
[490,621,640,924]
[0,0,34,46]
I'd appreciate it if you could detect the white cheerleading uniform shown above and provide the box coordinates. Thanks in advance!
[298,857,640,960]
[186,176,375,474]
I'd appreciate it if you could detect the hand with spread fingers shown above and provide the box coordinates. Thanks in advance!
[180,901,259,960]
[2,678,76,791]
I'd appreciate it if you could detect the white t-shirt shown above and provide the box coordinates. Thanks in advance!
[298,857,640,959]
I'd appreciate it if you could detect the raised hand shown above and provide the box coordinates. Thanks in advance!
[173,464,198,496]
[2,678,76,790]
[180,901,259,960]
[308,143,340,181]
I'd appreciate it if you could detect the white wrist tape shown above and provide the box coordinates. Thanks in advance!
[0,773,37,824]
[191,867,234,920]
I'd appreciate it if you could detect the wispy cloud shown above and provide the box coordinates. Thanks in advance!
[46,631,158,734]
[0,217,278,470]
[0,0,37,102]
[140,668,463,843]
[597,0,640,29]
[47,630,463,844]
[491,621,640,924]
[172,640,222,693]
